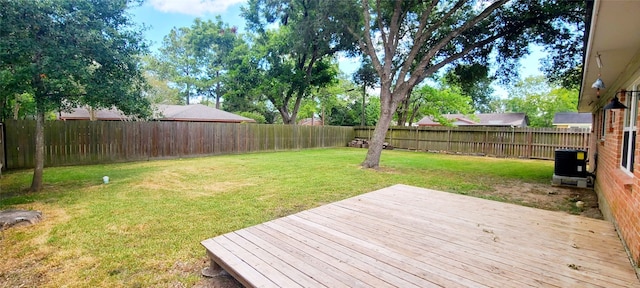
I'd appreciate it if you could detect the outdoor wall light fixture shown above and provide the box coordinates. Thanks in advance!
[603,90,634,110]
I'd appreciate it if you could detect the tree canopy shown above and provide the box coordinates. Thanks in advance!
[352,58,380,126]
[398,82,474,127]
[337,0,585,168]
[502,76,578,127]
[147,17,239,107]
[0,0,151,191]
[239,0,359,124]
[443,64,496,113]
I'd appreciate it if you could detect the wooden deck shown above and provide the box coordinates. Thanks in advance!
[201,184,640,287]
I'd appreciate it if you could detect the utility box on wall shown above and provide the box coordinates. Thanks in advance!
[552,149,589,188]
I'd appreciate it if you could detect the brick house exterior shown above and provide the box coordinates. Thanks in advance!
[579,0,640,270]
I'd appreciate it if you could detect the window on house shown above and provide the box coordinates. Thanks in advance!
[621,90,638,173]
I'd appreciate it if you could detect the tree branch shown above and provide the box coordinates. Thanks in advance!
[401,0,507,92]
[415,32,504,87]
[414,0,440,41]
[418,0,507,77]
[388,0,404,57]
[422,0,467,43]
[375,0,388,53]
[358,0,384,78]
[399,0,464,82]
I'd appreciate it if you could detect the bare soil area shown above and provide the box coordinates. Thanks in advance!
[489,181,602,219]
[195,269,243,288]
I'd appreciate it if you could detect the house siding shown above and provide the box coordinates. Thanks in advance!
[579,0,640,273]
[593,97,640,268]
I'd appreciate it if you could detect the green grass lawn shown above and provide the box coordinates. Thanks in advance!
[0,148,554,287]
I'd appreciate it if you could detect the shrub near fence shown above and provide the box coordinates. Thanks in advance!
[354,126,590,160]
[3,120,355,170]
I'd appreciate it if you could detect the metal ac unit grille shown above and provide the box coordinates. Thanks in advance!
[554,149,587,178]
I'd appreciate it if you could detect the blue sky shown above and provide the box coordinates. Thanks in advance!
[130,0,247,49]
[129,0,544,97]
[129,0,365,74]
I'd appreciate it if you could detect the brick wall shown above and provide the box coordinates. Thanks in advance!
[593,94,640,268]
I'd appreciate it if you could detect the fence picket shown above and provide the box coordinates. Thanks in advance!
[3,120,355,169]
[354,126,590,160]
[2,121,590,170]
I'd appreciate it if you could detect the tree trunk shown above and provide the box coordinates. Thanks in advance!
[30,107,45,192]
[13,100,20,120]
[89,107,96,121]
[278,106,293,124]
[185,83,190,105]
[408,103,420,126]
[1,94,8,122]
[290,88,305,125]
[361,84,366,126]
[362,83,410,168]
[362,86,403,168]
[361,105,394,168]
[396,96,410,127]
[215,71,221,109]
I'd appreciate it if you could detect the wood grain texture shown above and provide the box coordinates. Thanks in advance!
[202,184,640,288]
[3,120,354,169]
[354,126,590,160]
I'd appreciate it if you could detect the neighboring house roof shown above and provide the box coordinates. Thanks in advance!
[59,104,256,123]
[416,113,528,127]
[552,112,592,126]
[58,107,129,121]
[154,104,255,123]
[298,117,324,126]
[417,116,478,126]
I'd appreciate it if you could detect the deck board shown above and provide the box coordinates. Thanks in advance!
[202,184,640,288]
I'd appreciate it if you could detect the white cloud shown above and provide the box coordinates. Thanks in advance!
[148,0,246,16]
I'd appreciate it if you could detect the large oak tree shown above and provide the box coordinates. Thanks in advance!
[0,0,151,191]
[342,0,584,168]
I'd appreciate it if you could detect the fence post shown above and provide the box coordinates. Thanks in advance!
[482,129,487,155]
[526,128,532,158]
[0,123,4,171]
[511,127,515,157]
[415,126,419,151]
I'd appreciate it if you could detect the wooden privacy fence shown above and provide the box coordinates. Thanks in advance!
[3,121,591,169]
[354,126,590,160]
[4,120,354,169]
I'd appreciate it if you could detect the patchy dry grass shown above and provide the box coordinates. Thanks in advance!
[0,148,571,287]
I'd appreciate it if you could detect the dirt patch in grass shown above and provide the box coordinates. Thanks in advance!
[134,170,255,197]
[488,182,602,219]
[0,204,72,288]
[194,272,243,288]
